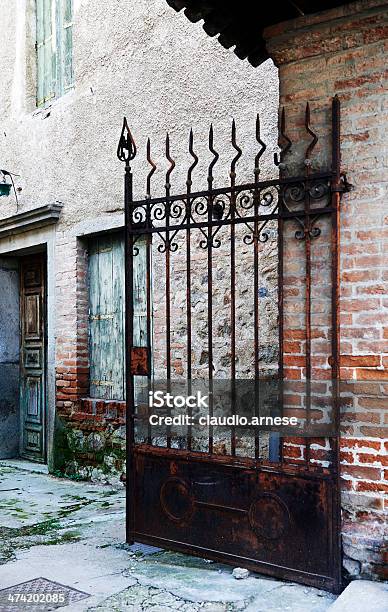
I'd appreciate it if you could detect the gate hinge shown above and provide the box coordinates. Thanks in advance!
[332,173,353,193]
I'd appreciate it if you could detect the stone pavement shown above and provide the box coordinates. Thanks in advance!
[0,461,340,611]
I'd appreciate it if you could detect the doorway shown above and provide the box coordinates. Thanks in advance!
[19,254,47,463]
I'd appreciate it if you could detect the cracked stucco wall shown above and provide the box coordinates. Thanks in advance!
[0,0,278,223]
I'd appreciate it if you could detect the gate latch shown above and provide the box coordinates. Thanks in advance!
[130,347,149,376]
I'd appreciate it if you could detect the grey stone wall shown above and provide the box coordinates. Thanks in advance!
[0,258,20,458]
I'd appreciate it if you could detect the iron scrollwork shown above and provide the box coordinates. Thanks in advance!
[127,176,332,251]
[281,179,330,240]
[118,102,342,252]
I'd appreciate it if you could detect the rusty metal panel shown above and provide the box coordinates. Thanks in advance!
[133,448,338,591]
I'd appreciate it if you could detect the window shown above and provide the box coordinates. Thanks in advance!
[36,0,74,107]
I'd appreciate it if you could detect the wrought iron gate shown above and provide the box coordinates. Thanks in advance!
[118,97,348,593]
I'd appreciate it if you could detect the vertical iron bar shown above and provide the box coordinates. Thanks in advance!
[208,191,214,456]
[304,102,314,468]
[165,133,176,448]
[124,160,135,545]
[278,207,284,466]
[165,154,172,449]
[208,124,220,456]
[186,208,192,451]
[146,139,157,446]
[187,130,197,450]
[146,138,156,444]
[146,233,152,446]
[330,94,342,593]
[230,120,241,457]
[230,172,236,457]
[253,114,265,462]
[305,217,312,469]
[253,191,260,461]
[117,118,136,544]
[277,108,288,466]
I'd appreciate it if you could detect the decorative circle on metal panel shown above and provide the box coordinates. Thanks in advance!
[248,493,290,540]
[160,477,194,524]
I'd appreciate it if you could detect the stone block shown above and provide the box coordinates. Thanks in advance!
[328,580,388,612]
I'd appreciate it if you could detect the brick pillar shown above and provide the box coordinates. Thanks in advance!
[55,236,89,418]
[264,0,388,580]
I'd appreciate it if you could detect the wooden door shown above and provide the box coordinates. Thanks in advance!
[20,255,46,462]
[88,234,126,400]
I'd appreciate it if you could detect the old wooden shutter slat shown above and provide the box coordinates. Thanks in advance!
[133,240,148,348]
[88,238,101,399]
[62,0,74,92]
[36,0,45,106]
[36,0,55,106]
[96,235,114,400]
[110,236,125,399]
[44,0,55,102]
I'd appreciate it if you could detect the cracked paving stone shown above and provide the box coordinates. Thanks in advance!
[87,583,248,611]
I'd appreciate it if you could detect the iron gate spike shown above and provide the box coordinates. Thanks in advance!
[117,117,137,164]
[255,113,266,182]
[305,101,318,165]
[208,123,219,189]
[165,132,176,195]
[230,119,242,184]
[146,137,157,199]
[187,128,198,189]
[274,107,292,167]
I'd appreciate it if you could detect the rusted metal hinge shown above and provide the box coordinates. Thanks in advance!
[332,173,353,193]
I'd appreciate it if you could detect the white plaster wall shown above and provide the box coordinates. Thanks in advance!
[0,0,279,227]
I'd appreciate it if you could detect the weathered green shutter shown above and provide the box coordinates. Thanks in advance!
[36,0,44,105]
[36,0,73,106]
[61,0,74,93]
[88,234,149,401]
[89,234,126,400]
[36,0,55,106]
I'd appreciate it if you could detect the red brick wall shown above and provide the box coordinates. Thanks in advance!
[264,0,388,580]
[54,238,127,480]
[55,237,89,420]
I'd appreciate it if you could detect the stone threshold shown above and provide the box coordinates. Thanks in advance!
[0,458,49,474]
